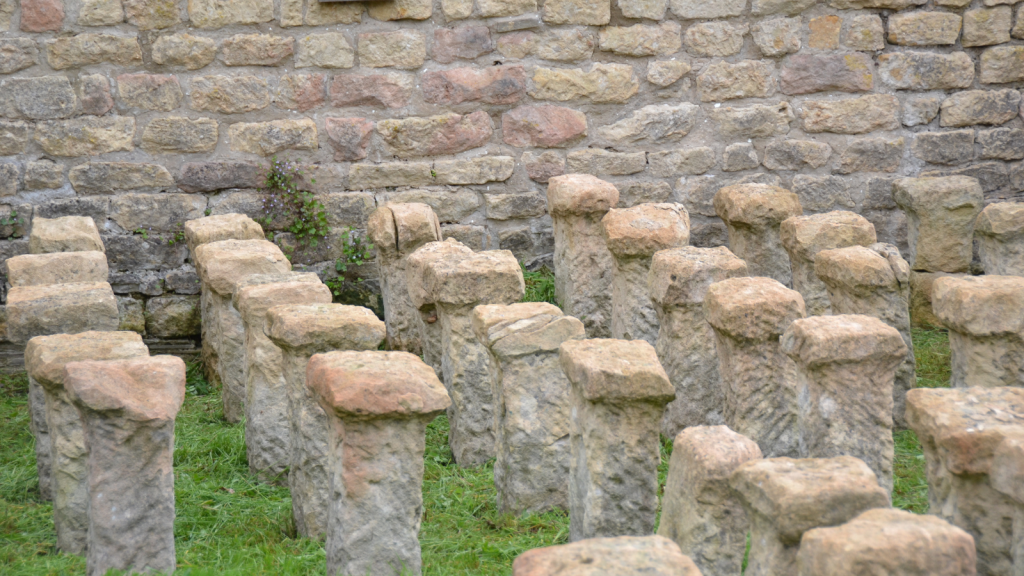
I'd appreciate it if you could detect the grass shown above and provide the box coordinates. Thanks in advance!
[521,265,557,307]
[0,324,952,575]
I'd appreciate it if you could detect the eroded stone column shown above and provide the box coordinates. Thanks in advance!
[547,174,620,337]
[782,315,907,493]
[512,536,702,576]
[730,456,890,576]
[559,339,675,541]
[906,386,1024,576]
[713,183,803,287]
[815,244,917,429]
[893,176,984,273]
[367,203,442,354]
[266,303,386,540]
[194,239,291,422]
[472,302,585,515]
[991,434,1024,576]
[405,239,473,378]
[235,275,332,483]
[308,351,450,576]
[29,216,105,254]
[780,211,876,316]
[649,246,748,437]
[797,508,977,576]
[705,277,805,458]
[24,331,149,556]
[602,203,690,345]
[658,425,762,576]
[64,356,186,576]
[424,250,524,466]
[933,275,1024,388]
[977,202,1024,276]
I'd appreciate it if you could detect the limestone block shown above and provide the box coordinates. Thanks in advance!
[797,509,977,576]
[177,162,262,193]
[7,283,119,345]
[513,536,701,575]
[183,214,264,257]
[189,76,271,114]
[705,277,805,458]
[404,240,472,379]
[780,211,876,316]
[424,250,524,466]
[672,0,744,18]
[358,30,426,69]
[503,105,588,148]
[187,0,272,28]
[815,245,917,430]
[0,76,76,120]
[559,339,673,541]
[906,386,1024,576]
[888,11,962,46]
[598,103,700,146]
[697,60,776,102]
[151,34,217,70]
[714,184,803,286]
[976,202,1024,276]
[619,0,666,19]
[266,304,385,540]
[69,162,174,195]
[367,203,441,355]
[6,252,108,287]
[25,331,148,555]
[940,89,1021,128]
[20,0,63,32]
[141,117,219,153]
[981,46,1024,84]
[684,21,747,58]
[963,6,1013,47]
[601,204,689,345]
[124,0,178,29]
[710,102,794,139]
[46,34,142,69]
[599,22,682,57]
[32,117,135,158]
[367,0,431,20]
[878,52,975,90]
[530,64,639,104]
[0,39,37,74]
[659,426,762,576]
[377,112,492,159]
[843,14,885,51]
[309,351,449,576]
[893,176,984,273]
[29,216,104,254]
[933,275,1024,389]
[909,271,962,329]
[423,65,526,105]
[730,456,890,576]
[649,247,747,436]
[547,174,620,337]
[543,0,610,25]
[780,53,874,96]
[64,356,185,576]
[752,17,801,57]
[800,94,900,134]
[229,119,317,156]
[647,60,691,86]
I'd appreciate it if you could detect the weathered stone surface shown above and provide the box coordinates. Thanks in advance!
[836,137,904,175]
[963,6,1012,47]
[888,11,963,46]
[46,34,141,69]
[423,65,527,105]
[524,151,566,183]
[69,162,174,195]
[124,0,178,29]
[714,184,803,286]
[530,64,639,104]
[24,160,61,189]
[405,240,474,378]
[367,0,431,20]
[329,72,412,108]
[117,296,145,333]
[322,117,371,162]
[534,28,597,62]
[151,34,217,70]
[976,202,1024,276]
[109,194,206,233]
[229,119,317,156]
[478,0,535,17]
[377,112,492,158]
[78,74,114,115]
[808,15,841,49]
[710,102,793,139]
[0,38,38,74]
[567,149,646,176]
[0,162,17,196]
[797,509,977,576]
[64,356,184,576]
[145,295,200,338]
[723,143,759,172]
[473,303,584,515]
[781,53,874,95]
[29,216,104,254]
[659,426,762,576]
[878,51,975,90]
[844,14,885,51]
[893,176,984,272]
[0,76,76,120]
[183,214,263,258]
[503,105,587,148]
[940,89,1021,128]
[647,60,691,86]
[189,76,271,114]
[543,0,610,25]
[349,163,433,190]
[705,277,805,458]
[903,96,941,127]
[598,103,699,146]
[620,0,666,20]
[731,456,890,576]
[7,283,119,344]
[177,162,261,193]
[979,128,1024,161]
[752,0,815,15]
[911,130,975,165]
[434,157,513,185]
[598,22,681,57]
[20,0,63,31]
[219,34,293,67]
[187,0,272,28]
[800,94,900,134]
[649,148,715,177]
[302,0,362,25]
[752,17,801,57]
[672,0,744,18]
[290,34,350,69]
[830,0,926,8]
[764,140,832,171]
[697,60,776,102]
[432,25,493,64]
[683,21,746,57]
[441,0,472,19]
[275,74,326,112]
[33,116,135,157]
[0,120,32,155]
[141,117,219,153]
[358,30,426,69]
[907,271,958,329]
[933,275,1024,389]
[6,251,107,287]
[559,339,674,541]
[308,351,449,576]
[513,536,700,576]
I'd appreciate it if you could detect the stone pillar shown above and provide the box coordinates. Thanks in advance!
[704,277,805,458]
[63,355,186,576]
[29,215,105,254]
[797,508,977,576]
[235,275,332,483]
[933,275,1024,388]
[991,434,1024,576]
[307,351,450,576]
[815,244,917,429]
[472,302,585,515]
[559,339,675,541]
[405,239,473,378]
[906,386,1024,576]
[648,246,748,437]
[424,249,524,466]
[782,315,907,493]
[713,183,803,287]
[547,174,620,337]
[730,456,890,576]
[24,331,149,555]
[601,203,690,345]
[976,202,1024,276]
[6,251,109,287]
[512,536,702,576]
[367,202,442,354]
[893,176,984,273]
[658,426,762,576]
[265,303,386,540]
[780,211,876,316]
[909,270,964,329]
[193,239,291,422]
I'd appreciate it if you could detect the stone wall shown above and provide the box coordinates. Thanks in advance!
[0,0,1022,344]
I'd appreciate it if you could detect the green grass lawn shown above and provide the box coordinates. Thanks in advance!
[0,327,951,575]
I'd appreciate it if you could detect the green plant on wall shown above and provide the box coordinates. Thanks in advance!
[260,157,330,250]
[326,227,374,296]
[0,209,23,238]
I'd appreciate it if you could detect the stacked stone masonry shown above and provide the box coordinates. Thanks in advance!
[1,0,1022,328]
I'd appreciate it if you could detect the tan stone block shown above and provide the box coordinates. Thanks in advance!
[535,28,596,62]
[619,0,666,19]
[752,17,801,57]
[151,34,216,70]
[441,0,472,19]
[304,0,362,25]
[433,157,513,185]
[649,148,715,177]
[0,76,76,120]
[220,34,294,67]
[808,15,841,49]
[117,74,183,112]
[751,0,815,15]
[888,11,962,46]
[6,252,107,287]
[124,0,178,28]
[296,33,354,69]
[46,34,141,69]
[34,117,134,157]
[189,76,271,114]
[141,117,219,153]
[0,38,38,74]
[684,21,747,57]
[598,103,699,145]
[600,22,681,56]
[513,536,700,576]
[530,63,639,104]
[367,0,432,20]
[29,216,103,254]
[763,140,831,171]
[940,89,1021,128]
[479,0,535,17]
[229,119,317,156]
[69,162,174,194]
[647,60,691,86]
[963,6,1012,47]
[78,0,123,26]
[187,0,272,28]
[893,176,984,273]
[7,283,119,344]
[672,0,744,18]
[843,14,884,51]
[358,30,426,69]
[347,163,433,190]
[543,0,609,25]
[878,51,975,90]
[714,184,802,285]
[981,46,1024,84]
[377,112,492,158]
[976,202,1024,276]
[697,60,776,102]
[567,149,646,176]
[710,102,794,138]
[780,52,874,95]
[800,94,900,134]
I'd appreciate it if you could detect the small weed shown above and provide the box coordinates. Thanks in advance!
[521,265,557,307]
[260,158,331,250]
